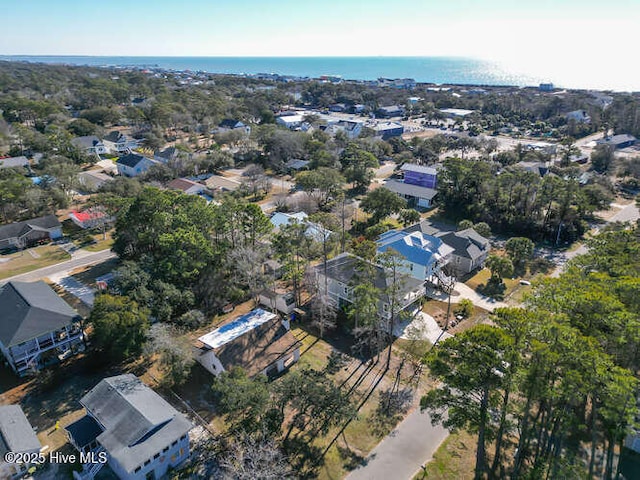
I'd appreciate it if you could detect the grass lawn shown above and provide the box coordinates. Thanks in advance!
[0,245,71,280]
[414,430,476,480]
[83,231,114,252]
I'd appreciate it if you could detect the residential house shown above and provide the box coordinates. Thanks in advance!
[69,209,113,230]
[0,405,42,479]
[258,288,297,316]
[316,253,425,321]
[401,164,437,189]
[596,134,637,150]
[194,309,300,378]
[71,136,108,156]
[103,131,139,154]
[376,230,454,284]
[0,215,62,251]
[153,147,180,164]
[377,78,416,89]
[270,211,332,242]
[0,156,29,171]
[372,122,404,139]
[376,105,405,118]
[539,83,554,92]
[167,178,207,196]
[439,108,475,118]
[66,374,193,480]
[276,114,304,130]
[218,119,251,135]
[381,163,438,208]
[436,229,491,276]
[383,179,437,208]
[350,104,366,114]
[329,103,347,112]
[115,154,156,177]
[204,175,241,193]
[324,120,364,139]
[565,110,591,124]
[284,159,311,173]
[77,170,114,192]
[0,281,84,376]
[514,161,550,177]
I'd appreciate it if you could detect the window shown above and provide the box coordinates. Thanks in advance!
[154,453,160,459]
[163,447,169,453]
[171,440,178,447]
[134,467,142,473]
[144,459,151,466]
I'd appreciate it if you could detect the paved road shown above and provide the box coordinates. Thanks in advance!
[0,249,116,285]
[347,408,449,480]
[551,202,639,277]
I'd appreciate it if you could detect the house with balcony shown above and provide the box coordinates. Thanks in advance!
[316,253,425,321]
[0,405,42,479]
[376,230,454,287]
[103,131,139,154]
[65,374,193,480]
[71,136,108,157]
[194,309,300,378]
[0,281,84,376]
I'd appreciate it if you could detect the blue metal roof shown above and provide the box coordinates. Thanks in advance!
[376,230,443,267]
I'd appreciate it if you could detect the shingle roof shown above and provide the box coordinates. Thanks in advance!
[219,119,245,129]
[0,215,61,243]
[0,281,79,348]
[71,136,102,150]
[320,253,424,298]
[0,156,29,169]
[0,405,40,457]
[103,131,125,143]
[116,153,149,168]
[80,374,192,473]
[382,179,437,200]
[204,175,241,191]
[438,228,490,261]
[65,414,103,448]
[596,134,637,147]
[167,178,201,192]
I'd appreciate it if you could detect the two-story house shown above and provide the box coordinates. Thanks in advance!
[103,131,140,154]
[382,163,438,208]
[316,253,425,321]
[194,309,300,378]
[71,136,108,156]
[65,374,193,480]
[0,281,84,376]
[115,154,156,177]
[376,230,454,286]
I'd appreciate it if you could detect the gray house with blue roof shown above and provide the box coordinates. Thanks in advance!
[376,230,454,284]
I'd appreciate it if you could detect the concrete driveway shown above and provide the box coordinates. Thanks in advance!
[394,312,452,344]
[347,407,449,480]
[427,283,508,311]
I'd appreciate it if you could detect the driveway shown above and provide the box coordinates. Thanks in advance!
[347,407,449,480]
[394,312,452,344]
[48,273,95,306]
[427,283,508,311]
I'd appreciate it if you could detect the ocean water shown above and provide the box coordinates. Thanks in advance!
[0,55,634,91]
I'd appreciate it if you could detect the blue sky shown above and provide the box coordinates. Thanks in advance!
[1,0,637,62]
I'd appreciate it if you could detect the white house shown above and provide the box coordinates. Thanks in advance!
[258,288,297,316]
[71,136,108,156]
[565,110,591,124]
[65,374,193,480]
[115,154,157,177]
[194,309,300,378]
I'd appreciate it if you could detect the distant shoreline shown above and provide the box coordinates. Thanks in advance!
[0,55,549,89]
[0,55,634,92]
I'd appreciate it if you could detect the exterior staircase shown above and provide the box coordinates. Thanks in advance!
[72,446,106,480]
